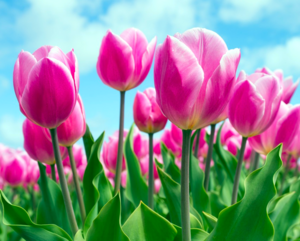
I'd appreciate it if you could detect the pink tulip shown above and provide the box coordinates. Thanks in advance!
[19,152,40,185]
[139,154,159,179]
[154,179,161,193]
[256,67,299,104]
[13,46,79,129]
[286,126,300,158]
[53,95,86,147]
[192,128,207,158]
[229,71,282,137]
[220,120,239,146]
[249,102,300,155]
[160,129,181,157]
[23,118,67,165]
[3,153,27,187]
[97,28,157,91]
[77,164,86,181]
[133,88,167,133]
[154,28,241,130]
[133,131,149,160]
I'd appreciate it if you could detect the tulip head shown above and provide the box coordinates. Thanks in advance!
[3,153,26,187]
[97,28,157,91]
[133,88,167,134]
[13,46,79,129]
[229,72,282,137]
[154,28,241,130]
[23,118,67,165]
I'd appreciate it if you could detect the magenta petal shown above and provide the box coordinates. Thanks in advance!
[133,91,152,132]
[229,80,265,137]
[32,45,53,61]
[66,49,80,94]
[13,51,37,102]
[248,135,265,155]
[21,57,76,129]
[282,77,299,104]
[97,30,135,91]
[175,28,228,81]
[154,36,204,129]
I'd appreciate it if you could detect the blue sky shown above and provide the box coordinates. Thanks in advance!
[0,0,300,148]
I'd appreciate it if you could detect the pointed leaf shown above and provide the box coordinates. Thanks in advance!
[161,143,181,184]
[82,124,94,161]
[173,225,209,241]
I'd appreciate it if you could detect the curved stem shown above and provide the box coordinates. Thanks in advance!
[50,164,56,182]
[67,146,86,226]
[49,128,78,237]
[204,124,216,191]
[231,136,248,205]
[181,129,192,241]
[252,152,260,172]
[193,129,201,158]
[279,154,292,195]
[114,91,125,195]
[148,133,154,209]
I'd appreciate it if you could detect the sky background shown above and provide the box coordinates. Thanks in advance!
[0,0,300,148]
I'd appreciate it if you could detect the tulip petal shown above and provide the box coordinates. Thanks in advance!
[282,77,299,104]
[66,49,80,93]
[21,57,76,128]
[174,28,228,81]
[13,51,37,102]
[32,45,53,61]
[154,36,204,129]
[97,30,135,91]
[133,91,152,132]
[248,135,265,155]
[229,80,265,137]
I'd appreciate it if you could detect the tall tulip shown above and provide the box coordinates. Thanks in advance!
[133,87,167,209]
[97,28,156,194]
[2,153,26,187]
[14,45,79,236]
[228,71,282,204]
[154,28,240,241]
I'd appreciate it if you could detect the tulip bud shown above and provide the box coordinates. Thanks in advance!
[133,88,167,134]
[13,46,79,128]
[23,118,67,165]
[97,28,157,91]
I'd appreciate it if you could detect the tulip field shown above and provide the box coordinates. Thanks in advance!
[1,27,300,241]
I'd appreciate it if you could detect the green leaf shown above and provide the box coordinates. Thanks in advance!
[122,202,177,241]
[173,225,209,241]
[205,145,283,241]
[74,230,85,241]
[161,143,181,184]
[82,124,94,161]
[269,178,300,241]
[86,194,129,241]
[0,190,72,241]
[124,124,148,207]
[36,162,72,236]
[209,191,227,218]
[202,212,217,232]
[83,132,113,236]
[156,162,203,227]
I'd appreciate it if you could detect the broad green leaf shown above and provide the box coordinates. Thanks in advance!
[173,225,209,241]
[0,190,72,241]
[74,230,85,241]
[83,132,113,235]
[36,162,72,236]
[209,192,227,218]
[156,163,203,227]
[287,223,300,240]
[82,124,94,161]
[202,212,217,232]
[86,194,129,241]
[161,143,181,184]
[124,124,148,207]
[205,145,283,241]
[269,178,300,241]
[123,202,177,241]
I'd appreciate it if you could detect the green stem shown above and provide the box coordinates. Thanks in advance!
[193,129,201,158]
[231,136,248,205]
[114,91,125,195]
[51,164,56,182]
[67,146,86,226]
[279,154,292,195]
[204,124,216,191]
[148,133,154,209]
[252,152,260,172]
[181,129,192,241]
[49,128,78,237]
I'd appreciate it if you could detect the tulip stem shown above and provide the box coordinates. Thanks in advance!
[67,146,86,226]
[193,129,201,158]
[50,164,56,182]
[181,129,192,241]
[279,154,292,195]
[204,124,216,191]
[231,136,248,205]
[114,91,126,195]
[148,133,154,209]
[49,128,78,237]
[252,152,260,172]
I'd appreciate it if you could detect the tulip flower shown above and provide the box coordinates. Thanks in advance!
[154,27,240,240]
[255,67,299,104]
[3,153,26,187]
[133,87,167,210]
[97,28,157,195]
[228,71,282,204]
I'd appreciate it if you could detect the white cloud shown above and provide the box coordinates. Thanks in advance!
[0,115,24,147]
[0,76,10,92]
